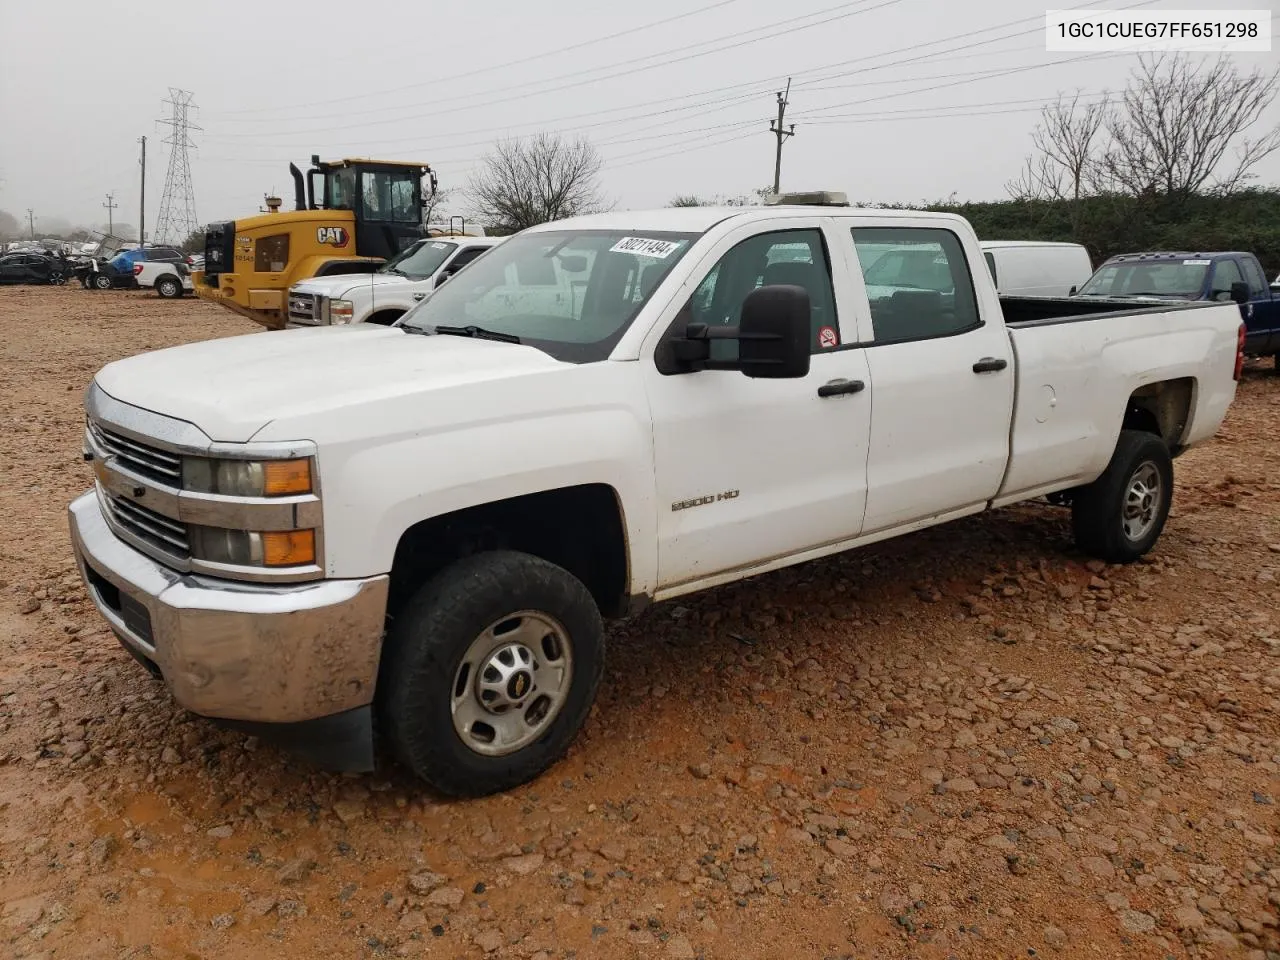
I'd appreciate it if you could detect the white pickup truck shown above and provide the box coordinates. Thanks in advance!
[286,236,503,327]
[69,194,1244,797]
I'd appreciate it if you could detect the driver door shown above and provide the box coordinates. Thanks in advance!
[643,218,873,593]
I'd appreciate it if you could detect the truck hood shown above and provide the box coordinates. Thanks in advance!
[291,272,410,298]
[93,325,564,442]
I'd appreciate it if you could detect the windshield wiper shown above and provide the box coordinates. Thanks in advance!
[420,324,522,344]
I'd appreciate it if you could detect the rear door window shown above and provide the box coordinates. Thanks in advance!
[852,227,981,343]
[1209,259,1245,301]
[1241,257,1268,298]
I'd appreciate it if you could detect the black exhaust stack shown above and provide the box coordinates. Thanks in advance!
[288,163,306,211]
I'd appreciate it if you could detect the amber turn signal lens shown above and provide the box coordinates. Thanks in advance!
[262,529,316,567]
[262,459,312,496]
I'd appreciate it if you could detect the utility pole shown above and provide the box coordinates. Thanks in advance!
[138,136,147,247]
[102,192,117,235]
[26,209,35,239]
[770,78,795,196]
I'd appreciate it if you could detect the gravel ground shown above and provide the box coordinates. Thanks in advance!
[0,285,1277,960]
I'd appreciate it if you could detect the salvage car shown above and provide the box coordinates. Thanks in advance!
[70,194,1245,797]
[0,251,69,285]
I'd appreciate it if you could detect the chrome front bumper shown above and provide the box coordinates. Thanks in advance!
[69,490,388,725]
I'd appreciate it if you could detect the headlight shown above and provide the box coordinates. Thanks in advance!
[189,527,316,567]
[330,299,354,324]
[183,457,312,497]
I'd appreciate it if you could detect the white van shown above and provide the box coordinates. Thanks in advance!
[980,241,1093,298]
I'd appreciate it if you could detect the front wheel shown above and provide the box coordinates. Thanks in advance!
[1071,429,1173,563]
[156,276,182,299]
[92,273,113,290]
[380,550,604,797]
[48,272,65,285]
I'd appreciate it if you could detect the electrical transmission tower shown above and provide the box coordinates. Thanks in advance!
[153,88,200,245]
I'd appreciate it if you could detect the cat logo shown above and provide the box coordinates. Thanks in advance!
[316,226,349,247]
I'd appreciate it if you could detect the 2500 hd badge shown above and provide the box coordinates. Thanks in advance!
[672,489,740,512]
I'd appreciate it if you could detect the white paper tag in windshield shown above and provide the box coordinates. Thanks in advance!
[610,237,681,259]
[1183,259,1211,265]
[429,242,450,249]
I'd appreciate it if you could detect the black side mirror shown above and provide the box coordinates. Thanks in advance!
[1068,285,1077,297]
[1230,281,1250,305]
[737,285,812,378]
[435,272,451,288]
[668,285,811,378]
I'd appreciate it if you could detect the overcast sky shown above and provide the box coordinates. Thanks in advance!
[1,0,1276,239]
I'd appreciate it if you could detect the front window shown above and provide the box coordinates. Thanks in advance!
[380,240,457,279]
[400,230,699,363]
[1077,260,1209,299]
[360,170,420,223]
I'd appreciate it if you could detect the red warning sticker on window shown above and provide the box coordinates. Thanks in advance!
[817,326,839,349]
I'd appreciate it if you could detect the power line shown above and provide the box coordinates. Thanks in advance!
[197,0,1137,164]
[154,89,201,245]
[201,0,905,136]
[209,0,746,118]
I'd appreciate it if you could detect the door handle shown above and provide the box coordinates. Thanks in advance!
[972,357,1008,373]
[412,292,426,301]
[817,378,865,398]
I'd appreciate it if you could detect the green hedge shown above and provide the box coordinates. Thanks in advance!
[911,190,1280,277]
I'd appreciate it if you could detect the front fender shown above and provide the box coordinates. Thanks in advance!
[264,363,659,597]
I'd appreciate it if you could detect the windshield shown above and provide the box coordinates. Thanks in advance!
[399,229,699,363]
[361,170,420,223]
[1077,260,1209,299]
[380,240,457,278]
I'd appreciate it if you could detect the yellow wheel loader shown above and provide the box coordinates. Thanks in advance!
[194,156,438,330]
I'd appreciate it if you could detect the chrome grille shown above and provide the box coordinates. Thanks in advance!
[288,292,319,325]
[88,419,181,486]
[103,493,190,560]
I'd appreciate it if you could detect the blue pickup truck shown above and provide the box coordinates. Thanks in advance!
[1075,251,1280,361]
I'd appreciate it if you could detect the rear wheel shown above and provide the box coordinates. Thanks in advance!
[380,550,604,797]
[156,276,182,299]
[1071,429,1173,563]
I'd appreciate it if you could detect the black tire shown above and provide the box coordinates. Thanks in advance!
[155,276,182,299]
[48,272,65,286]
[92,273,113,290]
[1071,429,1173,563]
[380,550,604,797]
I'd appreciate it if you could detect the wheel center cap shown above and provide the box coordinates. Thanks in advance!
[507,671,532,700]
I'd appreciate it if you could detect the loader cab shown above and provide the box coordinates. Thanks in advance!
[306,158,435,262]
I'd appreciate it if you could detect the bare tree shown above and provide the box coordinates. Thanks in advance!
[422,186,455,227]
[1099,54,1280,201]
[1007,92,1110,203]
[468,134,607,233]
[668,194,708,207]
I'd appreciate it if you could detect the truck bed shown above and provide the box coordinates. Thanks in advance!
[999,295,1225,327]
[994,297,1241,508]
